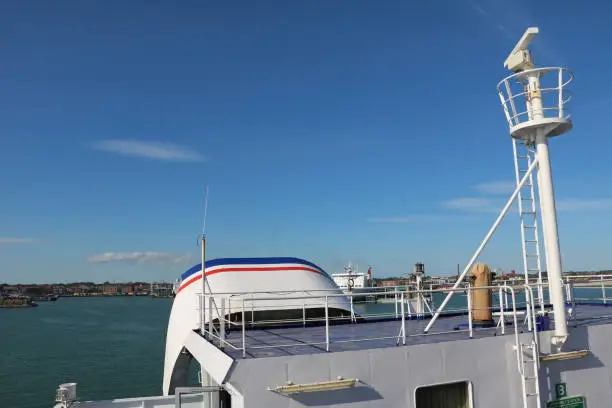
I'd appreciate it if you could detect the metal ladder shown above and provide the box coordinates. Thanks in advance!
[518,340,541,408]
[516,288,541,408]
[512,138,545,313]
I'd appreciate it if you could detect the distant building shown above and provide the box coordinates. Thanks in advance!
[52,285,68,295]
[377,279,410,287]
[102,284,118,294]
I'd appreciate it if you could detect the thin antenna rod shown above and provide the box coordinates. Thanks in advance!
[202,185,209,235]
[200,185,209,342]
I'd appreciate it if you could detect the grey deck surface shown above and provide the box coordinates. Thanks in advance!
[215,304,612,359]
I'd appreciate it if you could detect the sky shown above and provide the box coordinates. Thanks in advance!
[2,0,612,284]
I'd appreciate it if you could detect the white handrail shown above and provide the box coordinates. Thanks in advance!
[325,296,330,352]
[524,285,539,363]
[241,298,246,358]
[467,284,473,338]
[499,285,522,374]
[499,286,506,335]
[398,292,406,345]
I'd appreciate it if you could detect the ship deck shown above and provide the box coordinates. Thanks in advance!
[214,303,612,359]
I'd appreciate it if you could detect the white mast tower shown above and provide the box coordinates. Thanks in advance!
[497,27,573,347]
[424,28,573,351]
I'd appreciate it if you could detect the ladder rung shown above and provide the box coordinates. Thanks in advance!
[522,211,536,215]
[523,225,536,229]
[527,269,540,272]
[526,393,539,397]
[521,197,534,201]
[525,240,537,243]
[526,255,539,257]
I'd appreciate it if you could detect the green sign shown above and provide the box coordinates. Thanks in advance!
[556,383,568,399]
[546,396,586,408]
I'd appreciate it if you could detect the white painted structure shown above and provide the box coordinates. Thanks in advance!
[496,27,572,347]
[425,27,573,347]
[163,256,354,396]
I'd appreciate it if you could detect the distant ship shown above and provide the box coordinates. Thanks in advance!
[31,294,59,302]
[330,262,375,301]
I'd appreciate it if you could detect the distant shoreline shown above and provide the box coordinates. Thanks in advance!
[61,294,174,298]
[0,304,37,308]
[0,299,37,308]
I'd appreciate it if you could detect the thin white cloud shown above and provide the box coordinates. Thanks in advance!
[92,140,205,162]
[466,0,488,16]
[442,196,612,214]
[0,237,36,244]
[442,197,501,213]
[556,199,612,212]
[366,217,414,223]
[474,180,515,195]
[465,0,513,39]
[366,215,467,223]
[88,252,194,264]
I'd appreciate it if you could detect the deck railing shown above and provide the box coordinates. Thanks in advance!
[196,283,548,358]
[193,275,612,358]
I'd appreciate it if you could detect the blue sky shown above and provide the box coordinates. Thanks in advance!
[2,0,612,283]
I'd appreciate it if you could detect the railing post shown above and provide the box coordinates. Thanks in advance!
[251,294,255,324]
[302,299,306,327]
[350,295,355,323]
[220,297,226,348]
[407,290,413,318]
[241,298,246,358]
[569,281,576,318]
[537,276,545,313]
[394,291,398,318]
[499,287,505,335]
[504,289,509,311]
[505,286,521,373]
[208,296,214,336]
[325,296,330,352]
[400,292,406,345]
[525,285,539,354]
[228,297,232,328]
[198,293,203,336]
[525,287,533,332]
[558,68,564,118]
[467,283,473,338]
[601,275,607,305]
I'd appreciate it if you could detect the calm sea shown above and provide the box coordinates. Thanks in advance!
[0,287,602,408]
[0,297,172,408]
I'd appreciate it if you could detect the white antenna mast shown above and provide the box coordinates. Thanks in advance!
[423,28,574,351]
[499,27,573,348]
[202,185,209,236]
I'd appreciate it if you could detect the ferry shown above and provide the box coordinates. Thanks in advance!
[54,28,608,408]
[330,262,375,302]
